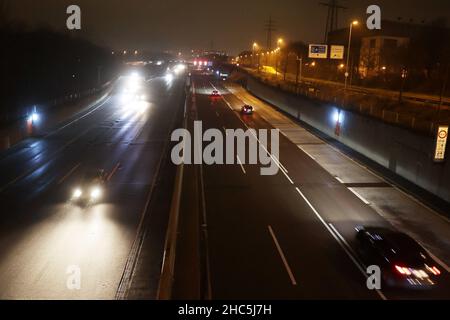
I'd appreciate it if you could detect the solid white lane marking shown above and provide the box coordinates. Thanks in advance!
[297,145,316,160]
[236,155,246,174]
[295,187,387,300]
[348,187,371,205]
[268,225,298,286]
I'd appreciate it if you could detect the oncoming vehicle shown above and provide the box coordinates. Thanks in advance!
[355,226,441,289]
[241,104,254,115]
[71,169,107,205]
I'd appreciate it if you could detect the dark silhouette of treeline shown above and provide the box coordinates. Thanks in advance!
[0,23,119,123]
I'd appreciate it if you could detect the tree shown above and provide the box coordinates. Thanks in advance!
[0,0,10,27]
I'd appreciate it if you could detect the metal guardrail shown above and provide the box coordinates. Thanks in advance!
[157,81,191,300]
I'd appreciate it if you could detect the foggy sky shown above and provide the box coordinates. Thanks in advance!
[6,0,450,55]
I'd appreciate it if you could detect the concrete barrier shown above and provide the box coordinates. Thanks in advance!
[245,76,450,203]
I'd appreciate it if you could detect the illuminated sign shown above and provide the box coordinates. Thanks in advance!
[309,44,328,59]
[330,45,345,59]
[434,125,448,162]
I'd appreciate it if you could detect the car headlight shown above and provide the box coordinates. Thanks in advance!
[90,187,102,199]
[73,188,82,199]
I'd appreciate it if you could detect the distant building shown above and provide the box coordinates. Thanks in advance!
[358,35,409,78]
[328,19,450,79]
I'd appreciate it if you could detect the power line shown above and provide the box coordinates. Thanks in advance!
[319,0,347,43]
[264,16,277,50]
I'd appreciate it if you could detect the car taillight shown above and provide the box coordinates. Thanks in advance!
[426,265,441,276]
[394,265,412,276]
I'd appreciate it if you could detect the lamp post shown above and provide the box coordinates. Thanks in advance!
[275,38,283,77]
[284,51,290,82]
[252,42,258,69]
[295,55,303,90]
[345,21,358,90]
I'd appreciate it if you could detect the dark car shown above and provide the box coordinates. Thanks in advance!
[241,104,254,115]
[71,169,106,204]
[355,226,441,289]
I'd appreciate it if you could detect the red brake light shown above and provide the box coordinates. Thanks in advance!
[431,266,441,275]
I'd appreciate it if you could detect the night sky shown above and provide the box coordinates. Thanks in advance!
[6,0,450,55]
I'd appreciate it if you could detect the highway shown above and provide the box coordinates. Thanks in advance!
[0,66,448,300]
[188,73,450,300]
[0,69,185,299]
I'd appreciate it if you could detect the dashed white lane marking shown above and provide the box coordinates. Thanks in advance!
[268,225,298,286]
[297,145,316,160]
[209,82,294,185]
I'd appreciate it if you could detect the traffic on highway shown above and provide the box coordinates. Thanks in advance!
[0,0,449,317]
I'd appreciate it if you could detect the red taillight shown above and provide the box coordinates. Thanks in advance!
[431,266,441,276]
[395,265,411,276]
[425,264,441,276]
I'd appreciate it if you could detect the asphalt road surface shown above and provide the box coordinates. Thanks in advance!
[0,71,185,299]
[190,73,450,300]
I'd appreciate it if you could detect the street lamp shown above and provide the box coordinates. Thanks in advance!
[344,20,359,90]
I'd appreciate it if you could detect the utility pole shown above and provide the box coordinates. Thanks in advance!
[265,17,276,50]
[319,0,347,43]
